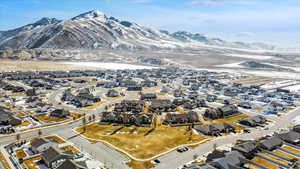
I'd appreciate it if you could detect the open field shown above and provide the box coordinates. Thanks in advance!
[35,115,67,123]
[232,76,283,86]
[75,123,210,159]
[126,160,154,169]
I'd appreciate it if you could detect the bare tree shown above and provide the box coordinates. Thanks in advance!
[16,133,20,141]
[38,129,42,137]
[82,113,87,133]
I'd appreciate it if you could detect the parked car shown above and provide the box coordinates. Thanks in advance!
[177,147,189,153]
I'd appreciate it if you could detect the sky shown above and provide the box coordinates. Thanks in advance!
[0,0,300,47]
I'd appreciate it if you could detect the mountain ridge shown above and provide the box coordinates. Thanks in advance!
[0,10,275,51]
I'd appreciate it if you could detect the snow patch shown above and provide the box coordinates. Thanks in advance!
[63,62,157,70]
[225,54,273,60]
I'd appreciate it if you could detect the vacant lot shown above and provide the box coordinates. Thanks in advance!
[127,160,154,169]
[76,124,210,159]
[35,115,67,123]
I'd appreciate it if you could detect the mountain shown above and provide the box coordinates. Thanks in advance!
[0,10,275,51]
[160,30,275,50]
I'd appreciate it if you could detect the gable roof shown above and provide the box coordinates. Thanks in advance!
[31,138,49,149]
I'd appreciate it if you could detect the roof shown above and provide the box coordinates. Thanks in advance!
[56,159,86,169]
[276,131,300,143]
[260,136,283,150]
[185,164,217,169]
[31,138,49,149]
[41,147,61,163]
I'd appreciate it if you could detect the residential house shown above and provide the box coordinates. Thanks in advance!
[30,138,56,154]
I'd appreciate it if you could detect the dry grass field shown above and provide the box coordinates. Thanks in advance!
[0,60,98,72]
[126,160,154,169]
[35,115,67,123]
[232,76,284,86]
[76,124,210,159]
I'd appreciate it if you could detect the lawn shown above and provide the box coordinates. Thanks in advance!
[60,145,80,154]
[44,135,66,144]
[251,157,278,169]
[23,156,41,169]
[273,149,300,161]
[282,145,300,154]
[76,124,210,159]
[126,160,154,169]
[258,153,290,165]
[16,111,26,117]
[70,112,82,120]
[83,101,106,110]
[35,115,67,123]
[0,152,11,169]
[15,149,27,159]
[15,121,31,128]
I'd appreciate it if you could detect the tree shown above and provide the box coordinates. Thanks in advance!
[82,114,87,133]
[16,133,20,141]
[92,114,96,121]
[38,129,42,137]
[193,154,199,160]
[213,143,217,150]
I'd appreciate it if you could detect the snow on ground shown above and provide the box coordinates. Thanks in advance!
[215,62,243,68]
[225,54,273,60]
[261,80,297,90]
[283,84,300,92]
[292,115,300,125]
[63,62,157,70]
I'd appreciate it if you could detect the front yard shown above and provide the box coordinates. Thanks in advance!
[75,123,210,160]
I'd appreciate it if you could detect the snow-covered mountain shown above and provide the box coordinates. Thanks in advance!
[0,10,275,51]
[160,30,275,50]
